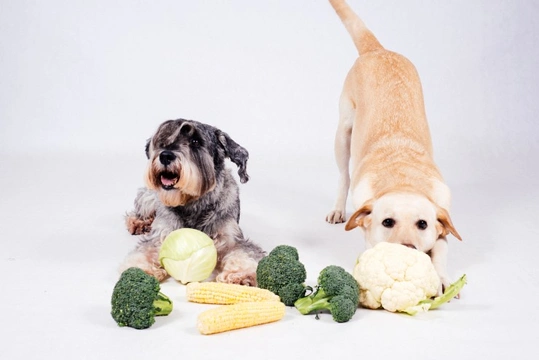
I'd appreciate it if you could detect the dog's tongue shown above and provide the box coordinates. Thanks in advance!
[161,176,176,186]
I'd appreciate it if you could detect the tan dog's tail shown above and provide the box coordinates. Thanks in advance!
[329,0,383,56]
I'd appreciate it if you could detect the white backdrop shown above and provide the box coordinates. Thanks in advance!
[1,1,538,360]
[2,0,538,185]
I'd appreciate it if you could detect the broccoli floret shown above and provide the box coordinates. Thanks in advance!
[277,283,307,306]
[256,245,308,306]
[326,296,357,323]
[294,265,359,323]
[268,244,299,260]
[111,267,173,329]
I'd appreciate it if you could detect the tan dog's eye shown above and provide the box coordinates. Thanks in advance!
[416,220,428,230]
[382,218,395,228]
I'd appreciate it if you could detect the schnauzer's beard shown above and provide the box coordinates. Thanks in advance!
[145,153,216,207]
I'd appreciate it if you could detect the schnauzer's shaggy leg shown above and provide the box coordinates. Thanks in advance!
[213,221,266,286]
[119,212,176,281]
[125,188,160,235]
[118,241,169,281]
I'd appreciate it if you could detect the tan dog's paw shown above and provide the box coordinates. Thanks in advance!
[216,271,257,287]
[326,210,346,224]
[438,276,461,299]
[125,215,154,235]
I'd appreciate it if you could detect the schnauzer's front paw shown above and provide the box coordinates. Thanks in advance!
[125,215,154,235]
[119,252,168,282]
[216,271,257,287]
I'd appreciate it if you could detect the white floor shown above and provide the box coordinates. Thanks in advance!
[1,1,538,359]
[1,153,537,359]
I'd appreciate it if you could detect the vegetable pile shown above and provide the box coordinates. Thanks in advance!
[111,237,467,332]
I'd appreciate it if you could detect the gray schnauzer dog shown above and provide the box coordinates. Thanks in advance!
[119,119,265,286]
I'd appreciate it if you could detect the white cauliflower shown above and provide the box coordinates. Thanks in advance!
[353,242,440,313]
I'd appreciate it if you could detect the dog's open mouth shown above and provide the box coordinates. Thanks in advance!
[159,171,179,190]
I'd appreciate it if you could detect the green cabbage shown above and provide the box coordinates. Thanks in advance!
[158,228,217,284]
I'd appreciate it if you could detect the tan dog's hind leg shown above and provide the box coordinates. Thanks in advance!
[326,96,355,224]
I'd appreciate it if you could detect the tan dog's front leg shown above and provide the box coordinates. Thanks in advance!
[326,97,354,224]
[430,237,457,297]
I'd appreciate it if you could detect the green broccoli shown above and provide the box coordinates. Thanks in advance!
[111,267,173,329]
[294,265,359,323]
[256,245,308,306]
[267,244,299,259]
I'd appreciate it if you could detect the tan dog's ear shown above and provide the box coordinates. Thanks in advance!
[345,201,373,231]
[436,207,462,241]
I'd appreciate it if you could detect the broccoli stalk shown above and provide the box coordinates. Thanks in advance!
[153,293,174,316]
[401,274,467,315]
[295,286,332,314]
[294,265,360,323]
[256,245,308,306]
[295,289,356,322]
[111,267,173,329]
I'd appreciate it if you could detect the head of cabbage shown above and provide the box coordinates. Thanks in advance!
[158,228,217,284]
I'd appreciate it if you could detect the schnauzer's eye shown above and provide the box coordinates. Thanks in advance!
[416,220,428,230]
[190,138,199,147]
[382,218,395,228]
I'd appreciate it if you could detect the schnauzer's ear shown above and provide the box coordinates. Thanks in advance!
[144,138,151,159]
[216,131,250,183]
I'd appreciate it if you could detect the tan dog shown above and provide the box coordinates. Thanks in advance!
[325,0,461,294]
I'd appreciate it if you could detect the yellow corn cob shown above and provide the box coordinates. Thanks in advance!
[186,282,280,304]
[197,301,286,335]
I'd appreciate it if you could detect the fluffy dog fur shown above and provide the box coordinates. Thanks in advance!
[120,119,265,285]
[326,0,461,294]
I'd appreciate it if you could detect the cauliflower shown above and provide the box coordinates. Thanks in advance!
[353,242,440,313]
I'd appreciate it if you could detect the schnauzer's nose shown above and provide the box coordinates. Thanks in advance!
[159,151,176,166]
